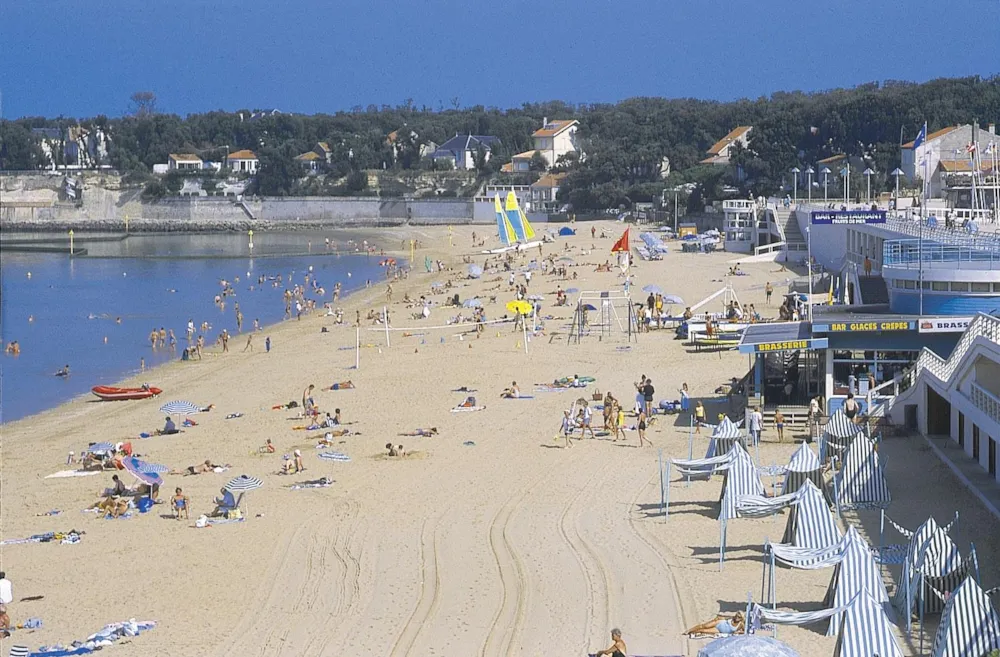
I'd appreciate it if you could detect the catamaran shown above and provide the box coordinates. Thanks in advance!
[483,192,543,253]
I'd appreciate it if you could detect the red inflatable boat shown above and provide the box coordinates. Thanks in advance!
[91,385,163,401]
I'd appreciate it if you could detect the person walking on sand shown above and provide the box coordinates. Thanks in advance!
[386,283,393,303]
[221,329,230,353]
[581,402,597,439]
[765,281,773,305]
[748,405,763,444]
[637,409,652,447]
[594,628,627,657]
[243,333,254,353]
[559,410,574,447]
[774,408,785,442]
[694,400,706,434]
[613,402,627,442]
[680,382,690,413]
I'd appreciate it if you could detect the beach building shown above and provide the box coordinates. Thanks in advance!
[901,123,1000,197]
[430,135,500,170]
[227,149,259,174]
[168,154,203,171]
[530,173,567,211]
[701,126,753,166]
[506,119,581,172]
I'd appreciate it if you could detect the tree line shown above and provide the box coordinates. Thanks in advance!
[1,76,998,209]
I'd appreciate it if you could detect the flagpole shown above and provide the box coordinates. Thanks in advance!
[919,121,926,315]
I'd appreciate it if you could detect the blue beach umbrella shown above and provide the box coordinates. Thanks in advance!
[135,459,169,474]
[581,303,598,311]
[84,442,115,454]
[697,635,800,657]
[558,227,576,236]
[318,451,352,462]
[159,401,200,415]
[662,294,684,305]
[123,457,163,487]
[467,264,483,278]
[463,298,482,308]
[642,284,663,294]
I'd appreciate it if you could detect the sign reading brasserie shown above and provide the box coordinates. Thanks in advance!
[810,210,887,225]
[918,317,973,333]
[755,340,809,352]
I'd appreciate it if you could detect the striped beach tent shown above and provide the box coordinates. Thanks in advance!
[894,517,965,617]
[932,576,1000,657]
[833,432,891,510]
[705,416,746,459]
[820,409,863,461]
[780,442,825,497]
[833,587,903,657]
[718,442,764,521]
[823,527,892,636]
[780,479,842,552]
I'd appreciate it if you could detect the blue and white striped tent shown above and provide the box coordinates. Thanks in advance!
[820,409,864,461]
[834,432,891,510]
[823,527,892,636]
[834,587,903,657]
[893,517,965,617]
[780,479,841,552]
[780,442,825,497]
[719,442,764,521]
[932,576,1000,657]
[706,416,745,459]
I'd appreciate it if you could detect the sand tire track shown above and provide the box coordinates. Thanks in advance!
[388,512,443,657]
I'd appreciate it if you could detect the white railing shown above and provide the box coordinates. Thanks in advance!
[970,383,1000,425]
[914,313,1000,385]
[754,241,787,256]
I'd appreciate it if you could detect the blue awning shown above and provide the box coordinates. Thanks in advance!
[738,321,828,354]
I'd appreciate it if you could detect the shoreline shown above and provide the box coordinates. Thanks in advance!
[0,216,504,234]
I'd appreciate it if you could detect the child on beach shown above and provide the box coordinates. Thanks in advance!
[559,410,573,448]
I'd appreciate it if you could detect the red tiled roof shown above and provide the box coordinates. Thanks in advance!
[227,149,257,160]
[706,126,751,155]
[902,126,959,148]
[531,173,567,188]
[532,120,578,138]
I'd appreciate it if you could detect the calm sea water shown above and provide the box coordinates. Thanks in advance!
[0,232,391,423]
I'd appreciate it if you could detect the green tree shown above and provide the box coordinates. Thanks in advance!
[529,151,549,172]
[345,170,368,193]
[256,145,302,196]
[0,122,45,170]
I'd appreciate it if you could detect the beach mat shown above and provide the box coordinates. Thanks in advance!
[46,470,101,479]
[450,406,486,413]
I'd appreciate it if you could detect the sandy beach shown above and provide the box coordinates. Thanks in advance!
[2,221,997,657]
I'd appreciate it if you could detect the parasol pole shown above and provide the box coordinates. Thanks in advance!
[383,306,391,348]
[355,327,360,370]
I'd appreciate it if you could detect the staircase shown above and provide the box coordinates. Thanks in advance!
[762,405,811,427]
[856,276,889,305]
[774,207,807,252]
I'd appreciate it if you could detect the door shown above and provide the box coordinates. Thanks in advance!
[990,437,997,477]
[926,386,952,435]
[973,425,980,461]
[958,412,965,448]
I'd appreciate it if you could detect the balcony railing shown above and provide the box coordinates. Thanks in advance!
[882,239,1000,270]
[970,382,1000,426]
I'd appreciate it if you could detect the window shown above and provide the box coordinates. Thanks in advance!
[903,280,916,290]
[932,282,949,292]
[950,282,970,292]
[895,279,905,289]
[973,425,980,461]
[921,281,931,290]
[971,282,991,293]
[993,283,1000,293]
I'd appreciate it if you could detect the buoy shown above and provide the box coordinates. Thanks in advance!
[26,272,31,278]
[123,272,127,276]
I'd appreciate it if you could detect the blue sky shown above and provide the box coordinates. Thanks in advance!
[2,0,998,118]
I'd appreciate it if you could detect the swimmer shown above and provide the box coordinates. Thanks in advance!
[55,364,70,377]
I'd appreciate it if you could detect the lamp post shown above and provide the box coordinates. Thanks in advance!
[840,164,851,205]
[68,229,75,256]
[863,168,875,203]
[805,167,815,204]
[806,225,813,322]
[791,167,800,203]
[891,168,903,209]
[248,229,254,251]
[821,167,831,203]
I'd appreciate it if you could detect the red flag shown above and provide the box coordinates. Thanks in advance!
[610,227,630,253]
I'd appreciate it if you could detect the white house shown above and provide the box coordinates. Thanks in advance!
[168,153,203,171]
[701,126,753,165]
[430,135,500,170]
[508,119,581,172]
[227,149,259,174]
[902,124,999,197]
[530,172,567,211]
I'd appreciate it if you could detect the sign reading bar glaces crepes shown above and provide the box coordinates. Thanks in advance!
[810,210,887,225]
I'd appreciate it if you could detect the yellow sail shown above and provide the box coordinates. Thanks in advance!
[495,194,516,245]
[504,192,536,241]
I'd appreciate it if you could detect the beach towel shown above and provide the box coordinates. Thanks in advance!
[45,470,100,479]
[317,451,351,462]
[451,406,486,413]
[502,396,534,400]
[289,482,333,490]
[196,517,245,527]
[225,413,243,419]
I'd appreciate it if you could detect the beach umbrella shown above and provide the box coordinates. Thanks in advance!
[462,298,482,308]
[122,457,163,487]
[662,294,684,305]
[467,264,483,278]
[697,635,799,657]
[581,303,598,311]
[224,474,263,515]
[84,442,115,454]
[135,460,169,474]
[317,451,352,462]
[159,400,200,415]
[558,227,576,236]
[556,256,575,263]
[642,284,663,294]
[506,300,532,315]
[527,294,544,301]
[565,287,579,294]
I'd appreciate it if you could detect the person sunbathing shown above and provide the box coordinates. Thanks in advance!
[386,443,405,457]
[171,487,189,519]
[400,427,438,437]
[95,495,130,518]
[457,396,477,408]
[500,381,520,398]
[329,380,355,390]
[684,611,744,636]
[174,460,223,476]
[298,476,333,487]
